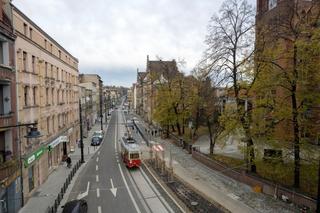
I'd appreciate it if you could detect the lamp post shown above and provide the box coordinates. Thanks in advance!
[0,122,41,207]
[79,99,85,163]
[317,159,320,213]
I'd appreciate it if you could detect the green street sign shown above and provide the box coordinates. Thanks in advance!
[24,147,45,168]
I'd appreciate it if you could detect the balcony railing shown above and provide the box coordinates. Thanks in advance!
[0,158,19,182]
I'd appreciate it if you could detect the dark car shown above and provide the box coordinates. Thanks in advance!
[91,136,101,146]
[62,199,87,213]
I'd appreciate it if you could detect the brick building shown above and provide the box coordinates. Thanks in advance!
[0,1,19,212]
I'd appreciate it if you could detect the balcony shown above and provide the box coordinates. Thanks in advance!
[0,158,19,183]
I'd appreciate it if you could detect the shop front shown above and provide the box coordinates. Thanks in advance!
[47,135,69,168]
[23,147,45,200]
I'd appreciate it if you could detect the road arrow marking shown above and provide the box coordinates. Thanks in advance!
[77,181,90,200]
[110,178,117,197]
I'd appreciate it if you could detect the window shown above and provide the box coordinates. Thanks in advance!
[32,56,35,73]
[33,87,36,105]
[51,88,54,105]
[46,88,49,105]
[23,23,27,36]
[28,166,34,192]
[50,44,52,53]
[29,28,33,39]
[57,89,59,104]
[44,39,47,49]
[47,117,50,135]
[0,83,11,115]
[24,86,29,106]
[45,62,48,77]
[56,67,59,80]
[0,40,9,65]
[269,0,277,10]
[58,50,61,59]
[52,115,55,132]
[23,51,27,71]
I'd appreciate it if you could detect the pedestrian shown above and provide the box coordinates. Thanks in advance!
[66,156,72,168]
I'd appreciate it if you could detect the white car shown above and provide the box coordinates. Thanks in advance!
[93,130,103,140]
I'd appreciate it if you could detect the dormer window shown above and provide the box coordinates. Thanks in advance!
[269,0,277,10]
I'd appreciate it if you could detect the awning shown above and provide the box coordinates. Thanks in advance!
[48,136,69,151]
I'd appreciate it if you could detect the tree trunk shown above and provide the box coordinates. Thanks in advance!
[292,44,300,188]
[207,119,214,155]
[171,125,175,132]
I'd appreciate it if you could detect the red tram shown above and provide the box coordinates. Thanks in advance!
[120,137,141,168]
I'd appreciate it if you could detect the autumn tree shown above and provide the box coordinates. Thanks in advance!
[254,0,320,188]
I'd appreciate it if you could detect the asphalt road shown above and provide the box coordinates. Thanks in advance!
[66,104,177,213]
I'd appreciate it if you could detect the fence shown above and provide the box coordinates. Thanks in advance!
[192,149,317,212]
[132,120,149,146]
[46,160,83,213]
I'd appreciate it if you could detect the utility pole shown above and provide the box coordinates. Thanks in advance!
[79,100,84,163]
[317,159,320,213]
[99,83,103,131]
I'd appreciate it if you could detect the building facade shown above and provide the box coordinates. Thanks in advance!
[0,1,19,212]
[79,74,103,125]
[13,6,79,204]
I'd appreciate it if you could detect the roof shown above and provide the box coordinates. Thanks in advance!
[147,60,179,79]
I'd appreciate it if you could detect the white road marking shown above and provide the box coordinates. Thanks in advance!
[117,160,119,163]
[96,165,99,171]
[110,178,117,197]
[118,163,141,212]
[77,181,90,200]
[96,157,99,162]
[115,111,141,213]
[96,175,99,182]
[97,188,100,198]
[98,151,100,155]
[98,206,102,213]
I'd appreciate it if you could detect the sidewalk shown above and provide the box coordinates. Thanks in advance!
[133,114,298,213]
[19,121,107,213]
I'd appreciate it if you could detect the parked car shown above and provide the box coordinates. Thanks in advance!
[62,199,87,213]
[91,136,101,146]
[93,130,103,140]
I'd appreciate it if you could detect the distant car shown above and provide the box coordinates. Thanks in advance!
[93,130,103,140]
[62,199,88,213]
[91,136,101,146]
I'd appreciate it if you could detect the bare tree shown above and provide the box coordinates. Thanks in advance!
[204,0,257,172]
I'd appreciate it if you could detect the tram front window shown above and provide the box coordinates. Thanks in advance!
[130,153,139,159]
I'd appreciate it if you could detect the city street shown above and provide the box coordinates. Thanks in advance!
[64,106,178,213]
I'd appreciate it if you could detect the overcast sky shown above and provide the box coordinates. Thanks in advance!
[13,0,256,87]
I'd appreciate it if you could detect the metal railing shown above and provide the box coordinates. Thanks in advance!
[46,159,83,213]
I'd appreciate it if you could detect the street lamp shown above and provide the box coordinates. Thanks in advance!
[0,122,42,207]
[79,99,85,163]
[21,124,42,207]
